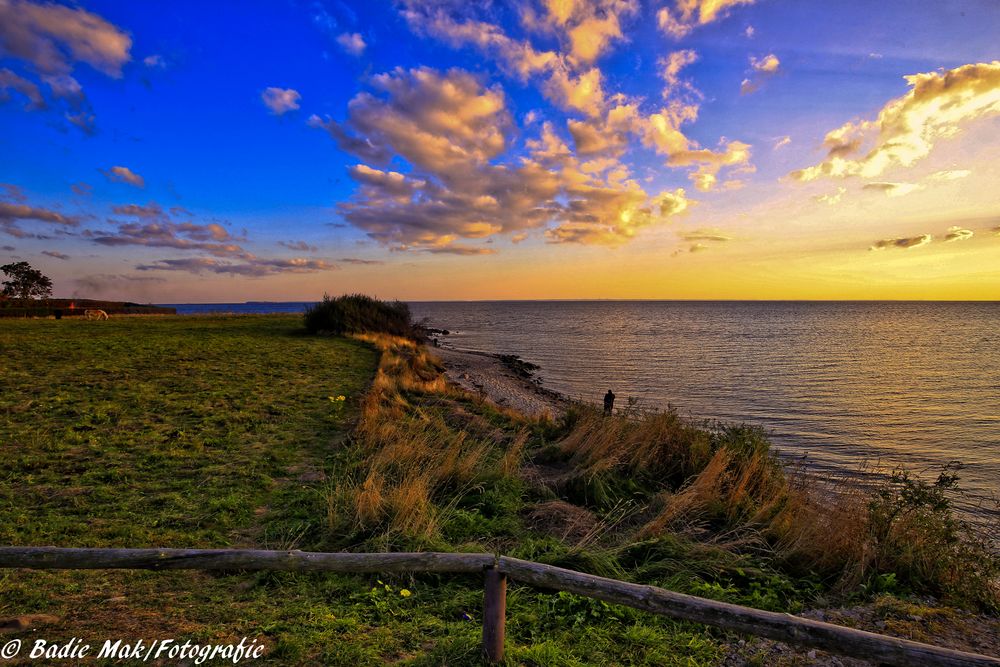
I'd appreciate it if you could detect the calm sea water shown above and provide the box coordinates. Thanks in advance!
[164,300,999,521]
[408,301,1000,521]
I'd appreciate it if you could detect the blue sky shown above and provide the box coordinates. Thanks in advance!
[1,0,998,300]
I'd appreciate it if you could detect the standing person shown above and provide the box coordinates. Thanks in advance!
[603,389,615,416]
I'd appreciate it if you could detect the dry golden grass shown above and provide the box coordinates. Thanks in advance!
[557,405,997,608]
[327,333,531,545]
[558,407,713,484]
[324,332,997,607]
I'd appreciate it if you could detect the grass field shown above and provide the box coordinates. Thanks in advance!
[0,316,725,665]
[1,315,995,665]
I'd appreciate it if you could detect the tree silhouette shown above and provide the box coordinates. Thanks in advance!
[1,261,53,305]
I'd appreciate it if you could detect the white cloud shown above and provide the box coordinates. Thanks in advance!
[862,181,923,197]
[944,226,973,242]
[813,186,846,205]
[928,169,971,181]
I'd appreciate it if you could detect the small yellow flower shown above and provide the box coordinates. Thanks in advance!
[399,589,412,598]
[336,395,346,401]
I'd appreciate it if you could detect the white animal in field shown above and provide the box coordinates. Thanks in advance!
[84,309,109,320]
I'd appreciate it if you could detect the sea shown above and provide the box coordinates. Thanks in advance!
[165,300,1000,522]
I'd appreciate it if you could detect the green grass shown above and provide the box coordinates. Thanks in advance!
[0,316,727,665]
[4,315,984,665]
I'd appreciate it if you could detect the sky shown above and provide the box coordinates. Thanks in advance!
[1,0,998,302]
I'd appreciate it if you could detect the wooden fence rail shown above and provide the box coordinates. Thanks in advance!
[1,547,997,666]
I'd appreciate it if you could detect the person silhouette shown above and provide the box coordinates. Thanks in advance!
[603,389,615,416]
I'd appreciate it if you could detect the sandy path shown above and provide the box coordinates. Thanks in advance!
[432,345,567,419]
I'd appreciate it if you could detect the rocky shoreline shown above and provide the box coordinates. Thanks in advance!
[431,343,569,419]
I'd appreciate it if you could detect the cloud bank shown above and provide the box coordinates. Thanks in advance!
[791,61,1000,182]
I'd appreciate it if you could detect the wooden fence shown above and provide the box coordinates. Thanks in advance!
[1,547,997,666]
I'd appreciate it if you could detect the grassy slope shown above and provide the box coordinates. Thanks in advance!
[0,316,721,665]
[1,316,994,665]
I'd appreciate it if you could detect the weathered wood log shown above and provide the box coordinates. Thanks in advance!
[482,567,507,663]
[498,557,1000,667]
[0,547,496,574]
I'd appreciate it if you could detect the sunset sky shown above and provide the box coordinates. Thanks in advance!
[1,0,998,302]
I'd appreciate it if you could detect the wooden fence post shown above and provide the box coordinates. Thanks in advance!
[482,566,506,663]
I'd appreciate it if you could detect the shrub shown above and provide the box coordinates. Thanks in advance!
[862,465,998,609]
[304,293,415,338]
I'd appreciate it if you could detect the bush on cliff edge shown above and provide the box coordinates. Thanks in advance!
[304,293,415,338]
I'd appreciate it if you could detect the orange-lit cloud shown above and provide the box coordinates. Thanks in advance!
[395,1,753,196]
[313,66,694,249]
[111,202,168,219]
[658,0,755,39]
[334,67,508,173]
[399,4,557,80]
[0,198,80,238]
[102,165,145,188]
[0,0,131,76]
[567,102,638,156]
[543,0,638,65]
[740,53,780,94]
[87,220,244,257]
[545,65,606,116]
[791,61,1000,182]
[659,50,699,97]
[0,0,130,133]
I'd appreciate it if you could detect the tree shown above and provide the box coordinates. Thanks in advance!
[1,261,53,305]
